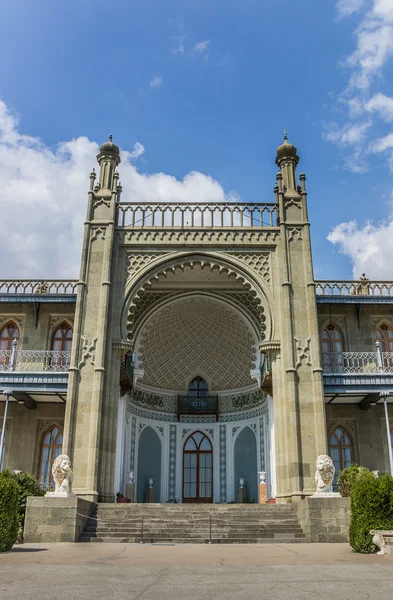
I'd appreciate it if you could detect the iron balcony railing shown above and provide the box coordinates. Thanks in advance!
[117,201,278,228]
[322,352,393,375]
[0,349,71,373]
[177,395,219,421]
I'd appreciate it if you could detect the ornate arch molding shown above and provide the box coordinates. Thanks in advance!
[121,252,273,342]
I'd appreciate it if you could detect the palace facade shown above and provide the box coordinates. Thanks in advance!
[1,135,393,505]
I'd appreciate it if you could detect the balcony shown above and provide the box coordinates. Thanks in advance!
[315,276,393,304]
[322,351,393,398]
[117,201,278,228]
[0,350,71,372]
[177,395,219,421]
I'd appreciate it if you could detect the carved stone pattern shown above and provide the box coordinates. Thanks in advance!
[217,291,266,339]
[223,252,271,284]
[295,337,312,368]
[94,197,111,209]
[38,419,64,435]
[168,424,177,500]
[131,291,178,339]
[232,426,241,438]
[219,424,227,502]
[287,227,303,243]
[90,227,106,242]
[131,388,176,412]
[220,406,268,422]
[259,417,265,471]
[129,416,137,473]
[180,416,216,424]
[123,229,280,246]
[138,297,255,390]
[79,336,98,369]
[229,389,267,411]
[126,401,177,423]
[125,252,172,283]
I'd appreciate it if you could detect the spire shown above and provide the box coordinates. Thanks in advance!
[275,131,300,196]
[96,135,121,192]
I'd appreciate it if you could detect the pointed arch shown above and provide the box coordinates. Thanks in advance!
[328,425,354,482]
[377,321,393,353]
[0,320,20,367]
[51,321,73,368]
[38,424,63,488]
[188,376,208,398]
[322,322,344,354]
[183,431,213,503]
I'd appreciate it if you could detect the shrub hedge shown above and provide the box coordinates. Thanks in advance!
[349,471,393,553]
[0,477,19,552]
[338,464,370,497]
[0,470,44,541]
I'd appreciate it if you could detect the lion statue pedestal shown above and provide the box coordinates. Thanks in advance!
[311,455,341,498]
[45,454,75,498]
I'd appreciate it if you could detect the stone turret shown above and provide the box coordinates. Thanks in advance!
[96,134,121,193]
[275,131,300,198]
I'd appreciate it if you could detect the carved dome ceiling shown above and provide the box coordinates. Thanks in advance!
[135,296,258,393]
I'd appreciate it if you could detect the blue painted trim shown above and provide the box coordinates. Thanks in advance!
[0,294,76,303]
[317,296,393,304]
[0,372,68,392]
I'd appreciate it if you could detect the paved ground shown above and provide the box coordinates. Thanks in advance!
[1,543,392,600]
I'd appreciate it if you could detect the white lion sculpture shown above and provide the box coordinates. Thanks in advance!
[51,454,74,496]
[314,455,335,495]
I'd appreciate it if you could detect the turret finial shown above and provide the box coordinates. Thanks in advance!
[109,134,113,142]
[284,130,288,142]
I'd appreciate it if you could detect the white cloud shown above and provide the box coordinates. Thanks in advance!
[324,120,372,145]
[366,92,393,121]
[0,99,238,278]
[369,131,393,152]
[328,217,393,278]
[149,76,163,88]
[336,0,366,19]
[128,142,145,161]
[194,40,210,53]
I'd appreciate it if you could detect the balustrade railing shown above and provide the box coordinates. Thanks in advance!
[315,279,393,297]
[0,350,71,372]
[177,395,219,421]
[322,352,393,375]
[0,280,78,294]
[117,202,278,228]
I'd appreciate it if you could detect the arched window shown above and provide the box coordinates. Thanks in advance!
[322,323,344,354]
[322,323,344,372]
[0,321,19,367]
[51,322,72,368]
[183,431,213,503]
[377,323,393,353]
[329,426,353,482]
[39,425,63,489]
[188,377,208,398]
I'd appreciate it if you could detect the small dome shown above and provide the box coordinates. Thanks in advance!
[99,134,120,155]
[275,131,298,164]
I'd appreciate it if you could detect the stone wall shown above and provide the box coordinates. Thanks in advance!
[295,497,350,543]
[24,496,95,542]
[0,402,65,475]
[326,403,392,474]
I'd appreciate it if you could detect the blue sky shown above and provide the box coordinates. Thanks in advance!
[1,0,393,279]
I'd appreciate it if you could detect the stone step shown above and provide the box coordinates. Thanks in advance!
[79,536,305,544]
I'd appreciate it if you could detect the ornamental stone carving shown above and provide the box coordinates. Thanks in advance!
[45,454,75,497]
[311,455,341,498]
[79,336,98,369]
[125,252,172,283]
[222,252,271,285]
[122,229,279,246]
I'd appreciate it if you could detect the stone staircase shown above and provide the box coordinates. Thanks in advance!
[79,503,305,544]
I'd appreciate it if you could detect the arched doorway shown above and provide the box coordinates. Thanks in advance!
[137,426,162,502]
[183,431,213,503]
[234,426,258,503]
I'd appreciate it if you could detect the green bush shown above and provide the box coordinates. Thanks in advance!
[349,472,393,553]
[338,464,371,497]
[0,477,19,552]
[0,470,44,539]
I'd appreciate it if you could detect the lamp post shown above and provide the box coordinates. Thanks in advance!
[0,389,13,472]
[380,391,393,476]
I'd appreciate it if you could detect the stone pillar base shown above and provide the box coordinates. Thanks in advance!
[146,487,155,503]
[126,483,134,502]
[258,482,268,504]
[24,496,96,543]
[237,487,247,503]
[295,497,350,543]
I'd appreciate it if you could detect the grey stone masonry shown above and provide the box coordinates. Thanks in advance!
[24,496,96,543]
[295,497,350,543]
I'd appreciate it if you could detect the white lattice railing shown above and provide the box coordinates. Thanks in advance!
[117,202,278,228]
[0,350,71,372]
[315,279,393,297]
[322,352,393,375]
[0,280,78,294]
